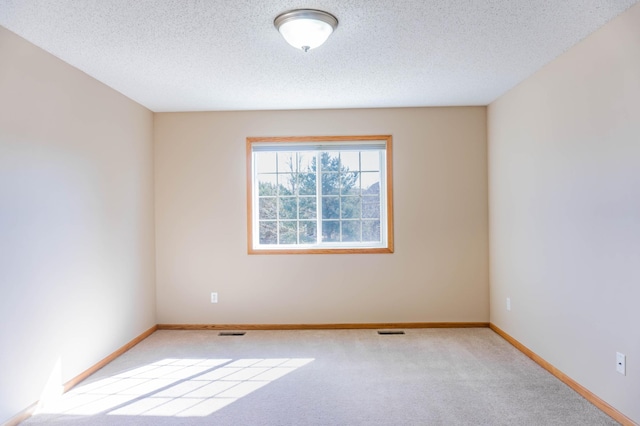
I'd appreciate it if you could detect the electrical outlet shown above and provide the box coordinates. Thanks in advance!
[211,292,218,303]
[506,297,511,311]
[616,352,626,375]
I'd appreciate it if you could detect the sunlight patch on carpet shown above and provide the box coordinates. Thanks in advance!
[37,357,314,418]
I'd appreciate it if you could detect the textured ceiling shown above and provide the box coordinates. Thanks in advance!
[1,0,638,112]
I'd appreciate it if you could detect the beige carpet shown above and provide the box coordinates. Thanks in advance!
[23,328,618,425]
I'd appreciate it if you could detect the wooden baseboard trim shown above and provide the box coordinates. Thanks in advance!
[63,324,158,392]
[489,323,636,426]
[157,322,489,331]
[2,402,37,426]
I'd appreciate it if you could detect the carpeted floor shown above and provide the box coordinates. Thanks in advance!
[23,328,618,425]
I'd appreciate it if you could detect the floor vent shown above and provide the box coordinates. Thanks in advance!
[377,330,405,335]
[218,331,246,336]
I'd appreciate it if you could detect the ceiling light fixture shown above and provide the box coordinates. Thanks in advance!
[274,9,338,52]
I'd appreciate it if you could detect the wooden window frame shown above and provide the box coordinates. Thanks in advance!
[246,135,394,254]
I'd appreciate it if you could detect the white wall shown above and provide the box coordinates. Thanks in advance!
[154,107,489,325]
[0,26,156,423]
[488,3,640,423]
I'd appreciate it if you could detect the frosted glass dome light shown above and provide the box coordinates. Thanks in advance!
[274,9,338,52]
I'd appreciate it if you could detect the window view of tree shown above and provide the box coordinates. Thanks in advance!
[256,151,381,245]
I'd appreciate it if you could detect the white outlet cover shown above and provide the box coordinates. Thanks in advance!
[211,292,218,303]
[506,297,511,311]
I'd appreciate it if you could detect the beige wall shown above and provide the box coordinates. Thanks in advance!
[154,107,488,324]
[488,3,640,423]
[0,27,156,422]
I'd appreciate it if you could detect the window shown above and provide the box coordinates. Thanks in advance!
[247,135,393,254]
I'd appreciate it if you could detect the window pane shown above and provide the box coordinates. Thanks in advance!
[341,221,361,242]
[321,152,340,172]
[279,197,297,219]
[362,220,381,242]
[340,152,359,171]
[322,220,340,242]
[279,221,297,244]
[341,196,361,219]
[277,173,295,196]
[256,152,277,173]
[258,174,277,196]
[259,198,277,220]
[298,173,316,195]
[362,196,380,219]
[322,196,340,219]
[277,152,296,173]
[340,172,360,195]
[322,173,340,195]
[298,153,315,173]
[361,151,380,172]
[299,221,317,244]
[299,197,316,219]
[259,221,277,244]
[361,172,380,194]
